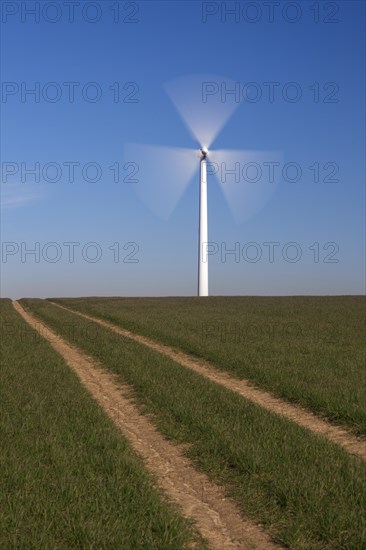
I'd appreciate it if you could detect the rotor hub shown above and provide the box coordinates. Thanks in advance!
[200,147,208,159]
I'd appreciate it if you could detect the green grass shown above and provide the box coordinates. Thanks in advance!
[0,299,205,549]
[49,296,366,435]
[23,298,366,550]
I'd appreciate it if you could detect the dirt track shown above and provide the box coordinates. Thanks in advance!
[14,300,280,550]
[49,301,366,461]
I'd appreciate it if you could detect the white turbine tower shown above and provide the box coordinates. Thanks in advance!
[199,146,208,296]
[124,75,281,297]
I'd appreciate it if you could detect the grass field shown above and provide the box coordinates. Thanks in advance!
[49,296,366,435]
[0,298,205,548]
[21,298,366,550]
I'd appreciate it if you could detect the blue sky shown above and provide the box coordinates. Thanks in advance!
[1,0,365,298]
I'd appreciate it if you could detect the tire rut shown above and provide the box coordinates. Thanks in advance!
[14,300,280,550]
[49,301,366,461]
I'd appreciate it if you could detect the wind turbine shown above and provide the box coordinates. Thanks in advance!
[124,75,281,297]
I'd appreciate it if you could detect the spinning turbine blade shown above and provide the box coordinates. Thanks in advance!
[208,149,283,223]
[164,74,241,149]
[124,143,198,220]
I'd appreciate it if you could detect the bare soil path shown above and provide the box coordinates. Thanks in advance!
[14,300,280,550]
[50,301,366,461]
